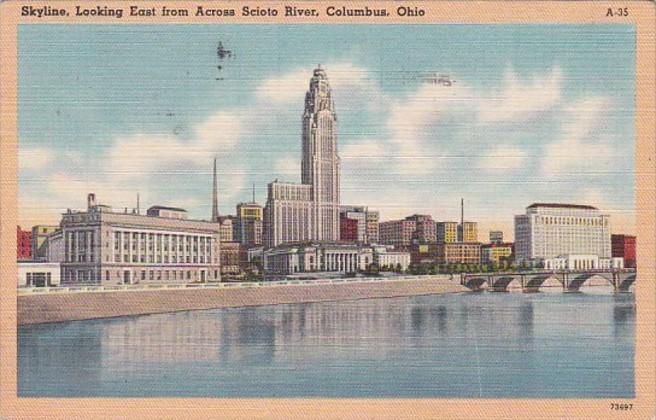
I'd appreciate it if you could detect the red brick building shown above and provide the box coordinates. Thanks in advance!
[611,234,636,268]
[17,226,32,260]
[339,215,359,242]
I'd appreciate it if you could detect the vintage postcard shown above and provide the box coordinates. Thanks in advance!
[0,1,654,418]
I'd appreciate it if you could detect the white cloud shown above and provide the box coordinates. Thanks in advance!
[478,146,529,171]
[19,147,53,171]
[478,66,562,124]
[255,62,387,110]
[194,111,242,151]
[384,81,476,174]
[541,97,615,177]
[273,155,300,178]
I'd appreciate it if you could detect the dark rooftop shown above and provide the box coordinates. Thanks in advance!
[147,205,187,212]
[527,203,597,210]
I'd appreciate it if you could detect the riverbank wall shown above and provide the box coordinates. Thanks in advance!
[17,276,468,326]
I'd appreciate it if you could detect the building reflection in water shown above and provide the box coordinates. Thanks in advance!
[18,292,635,398]
[18,322,104,395]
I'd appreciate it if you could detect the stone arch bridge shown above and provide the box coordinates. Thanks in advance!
[461,269,636,293]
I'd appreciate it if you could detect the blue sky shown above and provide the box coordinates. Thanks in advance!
[18,24,636,237]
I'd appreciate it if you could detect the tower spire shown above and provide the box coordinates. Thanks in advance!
[457,197,464,242]
[211,157,219,222]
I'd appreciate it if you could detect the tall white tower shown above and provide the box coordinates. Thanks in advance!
[301,65,340,241]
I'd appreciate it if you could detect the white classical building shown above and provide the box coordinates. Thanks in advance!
[263,242,373,276]
[57,193,221,285]
[514,203,611,265]
[264,67,340,248]
[543,254,624,270]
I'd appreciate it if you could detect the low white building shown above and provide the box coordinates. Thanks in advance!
[544,254,624,270]
[374,250,411,271]
[18,262,61,287]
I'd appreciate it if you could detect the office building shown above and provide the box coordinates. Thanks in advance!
[338,206,379,243]
[514,203,611,264]
[218,216,236,242]
[339,214,359,242]
[481,242,514,264]
[31,224,59,261]
[380,214,436,247]
[379,219,417,248]
[264,66,340,248]
[611,234,636,268]
[220,241,243,276]
[489,231,504,244]
[236,201,263,245]
[46,229,65,262]
[437,242,482,265]
[460,221,478,242]
[406,214,437,244]
[17,226,32,260]
[366,210,380,243]
[437,222,458,243]
[59,192,221,285]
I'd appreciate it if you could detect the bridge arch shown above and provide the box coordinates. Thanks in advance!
[617,274,636,292]
[463,276,488,291]
[489,276,521,292]
[524,274,563,292]
[567,273,614,291]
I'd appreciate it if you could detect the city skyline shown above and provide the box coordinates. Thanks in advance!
[18,24,636,239]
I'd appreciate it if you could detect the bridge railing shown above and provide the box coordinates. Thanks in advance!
[17,274,456,295]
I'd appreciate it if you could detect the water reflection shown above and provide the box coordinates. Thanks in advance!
[18,292,635,398]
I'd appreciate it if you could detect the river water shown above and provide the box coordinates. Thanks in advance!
[18,289,635,398]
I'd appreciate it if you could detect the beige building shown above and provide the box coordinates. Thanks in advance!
[59,193,221,285]
[366,210,380,243]
[31,225,59,261]
[460,221,478,242]
[220,241,243,276]
[46,229,65,262]
[437,242,481,265]
[264,67,340,248]
[380,214,436,248]
[379,219,417,248]
[218,216,235,242]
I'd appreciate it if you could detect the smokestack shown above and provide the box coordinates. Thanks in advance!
[136,193,140,215]
[211,157,219,222]
[87,193,96,209]
[461,198,464,226]
[252,183,256,203]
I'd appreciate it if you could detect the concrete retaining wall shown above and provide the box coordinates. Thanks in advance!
[18,277,467,326]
